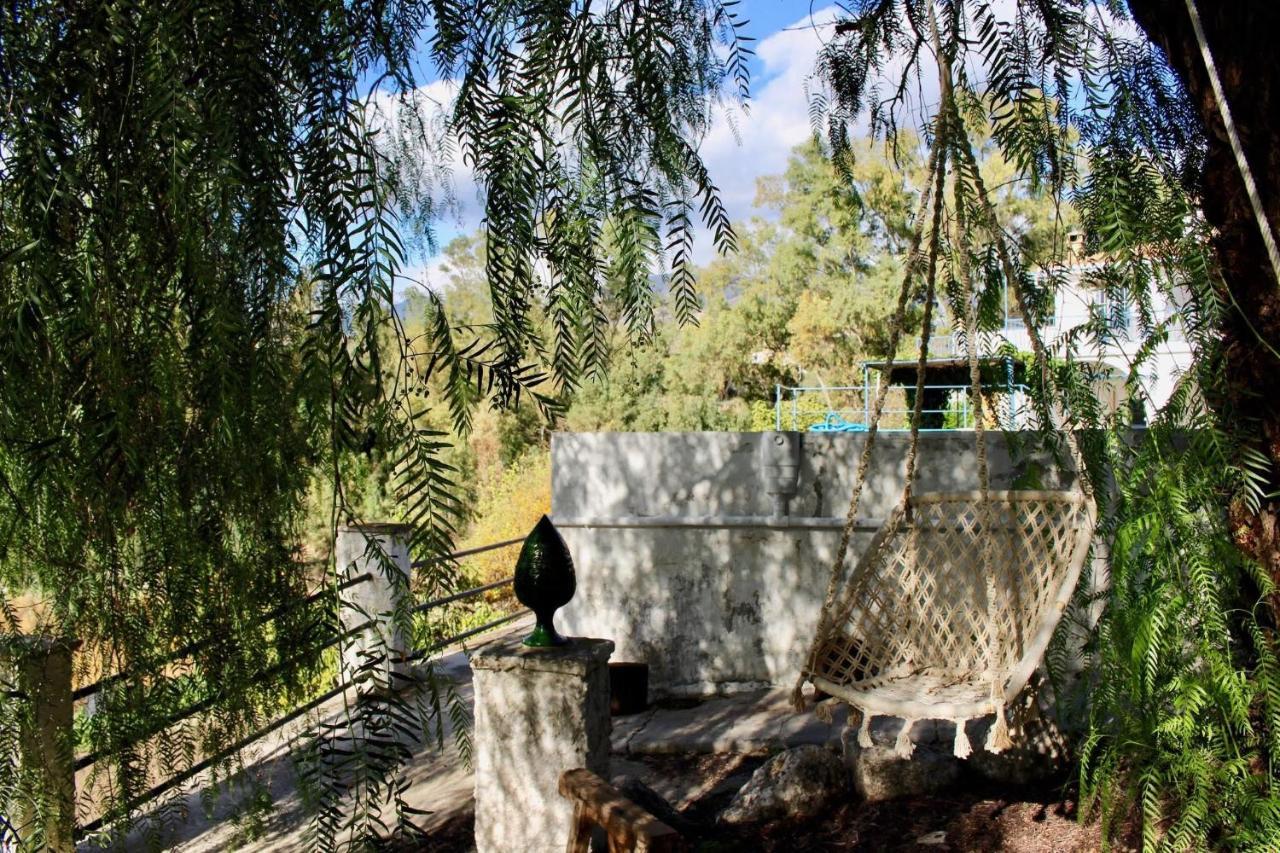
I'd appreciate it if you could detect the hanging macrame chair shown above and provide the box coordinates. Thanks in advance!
[793,9,1096,759]
[805,485,1095,758]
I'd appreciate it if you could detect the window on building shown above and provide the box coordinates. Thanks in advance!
[1005,275,1058,329]
[1094,292,1131,336]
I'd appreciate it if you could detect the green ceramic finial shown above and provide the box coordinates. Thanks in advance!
[513,515,576,647]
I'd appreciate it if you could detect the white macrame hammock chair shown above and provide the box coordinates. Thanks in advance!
[803,486,1095,759]
[793,12,1096,759]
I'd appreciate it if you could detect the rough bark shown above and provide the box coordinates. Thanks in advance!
[1127,0,1280,598]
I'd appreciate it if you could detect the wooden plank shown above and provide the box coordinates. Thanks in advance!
[566,799,592,853]
[558,769,683,853]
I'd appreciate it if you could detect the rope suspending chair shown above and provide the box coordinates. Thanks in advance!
[793,13,1096,760]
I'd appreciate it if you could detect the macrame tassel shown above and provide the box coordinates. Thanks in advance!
[858,711,874,749]
[952,718,973,759]
[986,703,1013,754]
[790,681,807,713]
[815,698,836,725]
[894,718,916,759]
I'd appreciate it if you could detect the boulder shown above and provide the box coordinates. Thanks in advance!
[848,741,960,802]
[718,745,849,825]
[965,711,1072,786]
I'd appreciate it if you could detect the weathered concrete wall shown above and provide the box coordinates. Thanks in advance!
[552,431,1072,522]
[553,431,1077,696]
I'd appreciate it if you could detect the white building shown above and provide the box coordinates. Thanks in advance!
[779,235,1196,430]
[933,241,1194,421]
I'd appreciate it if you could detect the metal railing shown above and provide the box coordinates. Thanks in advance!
[774,382,1030,432]
[72,570,374,703]
[43,535,530,841]
[411,536,529,654]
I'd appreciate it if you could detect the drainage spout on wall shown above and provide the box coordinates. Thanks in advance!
[760,431,802,518]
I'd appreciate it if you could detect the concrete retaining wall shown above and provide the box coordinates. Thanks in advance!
[553,431,1078,696]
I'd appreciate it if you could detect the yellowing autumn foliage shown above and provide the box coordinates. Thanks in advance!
[456,449,552,587]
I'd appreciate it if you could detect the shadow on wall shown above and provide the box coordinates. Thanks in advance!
[559,524,861,694]
[551,431,1079,696]
[550,432,1073,522]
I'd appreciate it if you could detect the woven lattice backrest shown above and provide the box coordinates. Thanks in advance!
[813,490,1094,700]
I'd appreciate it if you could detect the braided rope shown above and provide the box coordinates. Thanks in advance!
[791,138,946,709]
[901,147,948,504]
[949,122,1090,493]
[930,6,1011,747]
[795,4,1095,745]
[795,144,948,707]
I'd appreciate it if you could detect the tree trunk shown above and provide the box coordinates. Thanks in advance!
[1127,1,1280,601]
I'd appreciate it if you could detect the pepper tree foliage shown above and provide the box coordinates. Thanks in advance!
[812,1,1280,847]
[0,0,747,844]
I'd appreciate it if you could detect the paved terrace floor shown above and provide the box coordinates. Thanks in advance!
[82,621,849,852]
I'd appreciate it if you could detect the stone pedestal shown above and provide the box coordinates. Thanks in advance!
[337,523,414,690]
[470,636,613,853]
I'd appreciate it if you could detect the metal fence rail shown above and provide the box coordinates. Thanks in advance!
[14,533,531,844]
[774,381,1031,432]
[73,615,377,772]
[72,570,374,703]
[75,563,530,840]
[410,535,525,568]
[408,610,529,662]
[76,671,359,838]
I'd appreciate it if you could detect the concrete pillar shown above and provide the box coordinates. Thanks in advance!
[470,636,613,853]
[336,523,414,690]
[0,636,76,853]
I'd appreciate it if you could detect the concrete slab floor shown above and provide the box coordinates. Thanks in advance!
[84,639,849,851]
[612,688,849,756]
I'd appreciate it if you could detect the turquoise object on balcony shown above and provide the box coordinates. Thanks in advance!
[513,515,577,647]
[809,413,868,433]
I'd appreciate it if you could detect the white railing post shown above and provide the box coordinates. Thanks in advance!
[0,636,76,853]
[336,523,415,690]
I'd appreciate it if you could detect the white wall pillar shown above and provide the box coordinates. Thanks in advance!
[470,636,613,853]
[0,636,76,853]
[336,523,414,690]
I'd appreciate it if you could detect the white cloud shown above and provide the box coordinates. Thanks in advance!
[389,7,864,274]
[397,254,451,296]
[366,80,484,294]
[689,8,843,262]
[385,8,847,277]
[388,1,1131,287]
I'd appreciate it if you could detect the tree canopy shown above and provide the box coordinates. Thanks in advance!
[3,0,1280,847]
[0,0,749,844]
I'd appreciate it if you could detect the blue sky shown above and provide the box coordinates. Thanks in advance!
[399,3,846,289]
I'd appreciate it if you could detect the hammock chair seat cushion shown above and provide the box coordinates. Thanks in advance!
[813,666,998,720]
[808,490,1095,723]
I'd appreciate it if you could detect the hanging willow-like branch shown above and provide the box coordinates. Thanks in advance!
[811,2,1280,847]
[0,0,749,845]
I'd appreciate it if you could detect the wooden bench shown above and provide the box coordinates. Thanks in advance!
[558,768,684,853]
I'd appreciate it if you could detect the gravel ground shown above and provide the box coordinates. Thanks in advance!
[424,752,1139,852]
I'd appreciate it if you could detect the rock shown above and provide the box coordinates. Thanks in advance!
[718,745,849,825]
[848,741,960,801]
[965,711,1071,786]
